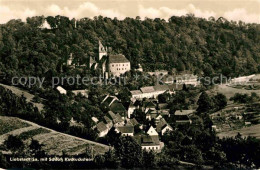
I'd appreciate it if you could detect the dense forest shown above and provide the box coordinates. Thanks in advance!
[0,15,260,84]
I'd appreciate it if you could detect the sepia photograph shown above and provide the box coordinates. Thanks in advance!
[0,0,260,169]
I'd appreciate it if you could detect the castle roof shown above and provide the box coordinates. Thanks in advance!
[109,54,129,63]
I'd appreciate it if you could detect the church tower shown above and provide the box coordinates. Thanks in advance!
[98,40,107,61]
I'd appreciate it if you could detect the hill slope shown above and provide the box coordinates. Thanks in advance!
[0,116,109,156]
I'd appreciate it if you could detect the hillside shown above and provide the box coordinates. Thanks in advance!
[0,15,260,84]
[0,83,44,111]
[0,116,109,156]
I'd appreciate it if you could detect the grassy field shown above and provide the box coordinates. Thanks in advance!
[217,124,260,139]
[17,128,50,140]
[0,117,30,135]
[210,84,260,99]
[0,116,109,156]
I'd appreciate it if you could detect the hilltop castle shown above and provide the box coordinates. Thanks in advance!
[67,40,131,77]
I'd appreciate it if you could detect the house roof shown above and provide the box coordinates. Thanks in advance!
[108,111,117,120]
[110,101,126,114]
[109,54,130,63]
[175,115,190,121]
[130,90,142,95]
[141,135,160,146]
[56,86,66,93]
[130,118,139,126]
[92,117,99,123]
[102,96,117,106]
[108,111,123,123]
[104,116,112,124]
[140,86,155,93]
[154,85,169,92]
[174,110,194,116]
[116,125,134,133]
[96,122,108,132]
[156,118,172,132]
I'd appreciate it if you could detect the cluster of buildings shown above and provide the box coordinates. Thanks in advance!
[91,92,195,152]
[130,85,174,101]
[67,41,131,77]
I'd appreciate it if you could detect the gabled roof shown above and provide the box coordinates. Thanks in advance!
[130,118,139,126]
[175,115,190,121]
[116,125,134,134]
[108,111,117,120]
[109,54,130,63]
[108,111,123,124]
[146,126,158,136]
[156,118,172,132]
[140,86,155,93]
[102,95,118,106]
[110,101,126,114]
[56,86,66,94]
[104,116,112,124]
[174,110,194,116]
[92,117,99,123]
[141,135,160,146]
[153,85,169,92]
[130,90,142,95]
[96,122,108,132]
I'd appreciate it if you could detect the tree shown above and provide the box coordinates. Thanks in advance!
[213,93,227,110]
[114,136,143,168]
[29,138,46,162]
[197,91,213,113]
[142,150,157,168]
[4,135,24,154]
[104,149,119,168]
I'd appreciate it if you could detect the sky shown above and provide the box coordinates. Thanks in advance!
[0,0,259,24]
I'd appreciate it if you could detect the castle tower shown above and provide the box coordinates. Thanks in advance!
[98,40,107,61]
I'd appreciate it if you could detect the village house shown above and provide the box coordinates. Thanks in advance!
[174,110,194,124]
[101,95,127,117]
[146,126,159,136]
[96,121,111,137]
[115,125,134,136]
[108,111,124,126]
[130,85,174,100]
[156,118,173,135]
[141,135,162,151]
[173,74,200,87]
[56,86,67,94]
[127,102,136,118]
